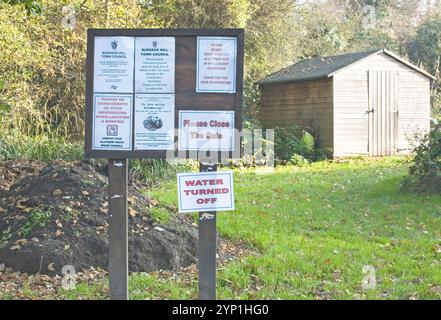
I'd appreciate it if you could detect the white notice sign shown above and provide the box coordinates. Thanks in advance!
[196,37,237,93]
[177,171,234,213]
[94,36,134,93]
[135,37,175,93]
[134,94,175,150]
[179,111,235,151]
[93,94,132,150]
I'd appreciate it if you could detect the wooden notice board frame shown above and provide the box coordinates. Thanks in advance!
[84,28,244,160]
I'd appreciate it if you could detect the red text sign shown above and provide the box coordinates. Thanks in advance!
[177,171,234,213]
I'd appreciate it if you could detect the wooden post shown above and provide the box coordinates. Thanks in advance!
[108,159,129,300]
[198,162,217,300]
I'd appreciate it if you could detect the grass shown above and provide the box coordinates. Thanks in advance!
[140,157,441,300]
[0,130,83,162]
[129,159,198,186]
[1,157,441,299]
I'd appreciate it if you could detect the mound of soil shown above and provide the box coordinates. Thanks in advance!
[0,160,198,275]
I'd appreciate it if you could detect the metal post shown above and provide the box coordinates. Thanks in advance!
[108,159,129,300]
[198,162,217,300]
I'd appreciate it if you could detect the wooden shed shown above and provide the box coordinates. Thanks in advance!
[257,49,435,157]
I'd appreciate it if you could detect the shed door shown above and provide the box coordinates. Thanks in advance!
[368,70,399,156]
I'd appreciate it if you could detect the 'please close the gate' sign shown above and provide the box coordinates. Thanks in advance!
[177,171,234,213]
[178,110,235,151]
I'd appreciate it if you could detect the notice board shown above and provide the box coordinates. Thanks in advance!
[84,29,244,160]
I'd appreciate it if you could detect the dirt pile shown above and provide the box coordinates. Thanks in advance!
[0,160,198,275]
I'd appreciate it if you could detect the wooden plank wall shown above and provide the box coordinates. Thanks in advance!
[332,52,431,157]
[259,78,334,149]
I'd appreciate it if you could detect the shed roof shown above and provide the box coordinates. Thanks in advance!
[257,49,435,85]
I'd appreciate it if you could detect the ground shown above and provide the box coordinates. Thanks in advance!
[1,157,441,299]
[0,160,201,275]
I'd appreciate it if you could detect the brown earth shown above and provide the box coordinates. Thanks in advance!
[0,160,201,275]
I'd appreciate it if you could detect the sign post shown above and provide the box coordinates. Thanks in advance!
[85,29,244,300]
[108,159,128,300]
[198,162,217,300]
[177,167,235,299]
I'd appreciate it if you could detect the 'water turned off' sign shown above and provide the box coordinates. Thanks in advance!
[177,171,234,213]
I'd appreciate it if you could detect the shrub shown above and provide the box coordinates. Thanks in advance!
[274,125,304,161]
[289,153,309,166]
[401,125,441,194]
[274,125,331,164]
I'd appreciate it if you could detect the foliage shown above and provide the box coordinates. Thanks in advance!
[3,0,42,14]
[273,125,331,163]
[288,153,309,166]
[274,125,303,162]
[0,210,51,248]
[408,16,441,79]
[401,125,441,194]
[301,131,315,152]
[20,210,52,237]
[0,0,146,142]
[150,206,173,224]
[0,0,440,162]
[0,129,83,161]
[408,15,441,120]
[129,159,197,186]
[432,93,441,122]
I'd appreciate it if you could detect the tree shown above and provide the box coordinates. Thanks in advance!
[408,15,441,119]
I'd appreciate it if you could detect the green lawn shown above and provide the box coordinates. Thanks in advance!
[2,157,441,299]
[140,157,441,300]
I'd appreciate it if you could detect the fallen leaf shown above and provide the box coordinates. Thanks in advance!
[128,196,136,204]
[408,292,418,300]
[9,245,20,251]
[52,189,62,196]
[48,263,55,272]
[129,207,137,217]
[55,230,64,237]
[81,190,89,196]
[333,270,341,282]
[430,284,441,294]
[15,239,28,246]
